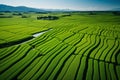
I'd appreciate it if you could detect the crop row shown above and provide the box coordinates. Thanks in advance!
[0,23,120,80]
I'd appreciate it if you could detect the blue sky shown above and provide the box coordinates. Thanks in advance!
[0,0,120,10]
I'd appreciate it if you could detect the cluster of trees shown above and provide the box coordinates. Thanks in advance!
[112,11,120,16]
[88,12,96,15]
[37,16,59,20]
[0,13,4,15]
[21,15,30,18]
[88,11,120,16]
[0,15,12,18]
[36,12,48,14]
[0,12,31,18]
[12,13,22,16]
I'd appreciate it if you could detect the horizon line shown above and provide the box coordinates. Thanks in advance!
[0,4,120,11]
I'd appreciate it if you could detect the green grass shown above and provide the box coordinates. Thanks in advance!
[0,12,120,80]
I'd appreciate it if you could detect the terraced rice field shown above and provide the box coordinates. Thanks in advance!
[0,12,120,80]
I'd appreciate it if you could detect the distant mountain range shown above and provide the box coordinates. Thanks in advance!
[0,4,72,12]
[0,4,120,12]
[0,4,45,12]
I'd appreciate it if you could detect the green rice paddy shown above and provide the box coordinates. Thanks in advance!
[0,12,120,80]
